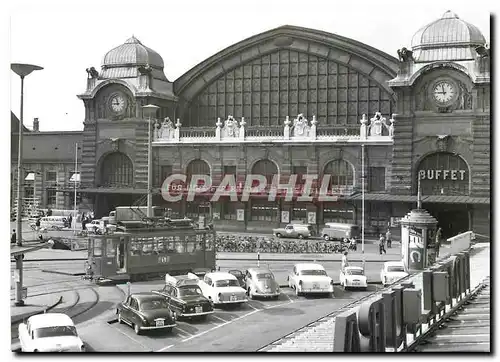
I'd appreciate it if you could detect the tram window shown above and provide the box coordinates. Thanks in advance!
[130,238,141,256]
[205,235,214,251]
[94,239,102,257]
[156,237,167,255]
[175,241,185,253]
[166,240,175,253]
[142,238,155,255]
[186,241,195,253]
[106,239,116,257]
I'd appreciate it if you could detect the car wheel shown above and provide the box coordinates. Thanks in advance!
[275,233,282,238]
[324,235,330,241]
[298,234,304,239]
[134,324,141,335]
[165,327,173,333]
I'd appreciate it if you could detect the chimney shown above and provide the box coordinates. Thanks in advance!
[33,118,40,132]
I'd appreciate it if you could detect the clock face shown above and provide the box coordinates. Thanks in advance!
[109,94,126,113]
[432,81,456,105]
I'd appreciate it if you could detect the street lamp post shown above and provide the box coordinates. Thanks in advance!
[361,143,365,270]
[11,63,43,306]
[142,104,159,218]
[73,143,79,235]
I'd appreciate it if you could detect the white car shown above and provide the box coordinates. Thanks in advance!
[85,220,101,233]
[288,263,334,297]
[18,313,85,352]
[380,261,409,286]
[339,266,368,290]
[191,272,248,305]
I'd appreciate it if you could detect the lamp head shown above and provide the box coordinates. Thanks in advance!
[142,104,160,119]
[11,63,43,77]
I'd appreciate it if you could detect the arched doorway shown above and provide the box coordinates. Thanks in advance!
[96,152,134,217]
[417,152,471,239]
[185,159,211,220]
[250,159,278,222]
[322,159,355,224]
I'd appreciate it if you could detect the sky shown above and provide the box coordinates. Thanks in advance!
[4,0,493,132]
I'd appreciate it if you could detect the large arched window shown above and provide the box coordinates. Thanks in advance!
[417,152,469,195]
[323,159,354,193]
[186,160,210,183]
[251,159,278,186]
[185,160,211,219]
[100,152,133,187]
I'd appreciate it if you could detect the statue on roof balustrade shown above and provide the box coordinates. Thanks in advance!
[223,115,239,138]
[369,112,388,136]
[159,117,175,140]
[293,113,310,137]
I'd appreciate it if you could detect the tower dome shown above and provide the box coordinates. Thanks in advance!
[100,36,168,81]
[410,11,486,62]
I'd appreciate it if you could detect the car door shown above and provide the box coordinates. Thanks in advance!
[170,287,181,314]
[128,298,140,326]
[285,225,294,238]
[119,296,131,322]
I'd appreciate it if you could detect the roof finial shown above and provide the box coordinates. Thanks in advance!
[442,10,459,19]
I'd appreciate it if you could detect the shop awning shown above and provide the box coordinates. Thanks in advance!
[422,195,490,204]
[69,173,80,182]
[345,193,418,202]
[25,172,35,181]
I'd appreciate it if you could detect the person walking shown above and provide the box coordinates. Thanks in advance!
[435,227,442,258]
[378,234,386,255]
[386,229,392,248]
[341,251,349,272]
[35,217,41,232]
[11,230,16,244]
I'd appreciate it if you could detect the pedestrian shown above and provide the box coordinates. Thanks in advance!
[378,234,386,255]
[386,229,392,248]
[68,214,73,228]
[341,251,349,272]
[35,217,41,232]
[82,217,88,232]
[47,208,52,217]
[11,229,16,244]
[435,227,442,258]
[38,234,44,243]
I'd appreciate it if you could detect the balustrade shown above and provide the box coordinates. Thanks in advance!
[152,112,395,145]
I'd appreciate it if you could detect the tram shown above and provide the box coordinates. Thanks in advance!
[85,219,216,281]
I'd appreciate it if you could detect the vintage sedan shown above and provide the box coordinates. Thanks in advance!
[380,261,409,286]
[228,269,246,288]
[116,293,176,335]
[339,266,368,290]
[18,313,85,352]
[288,263,334,297]
[194,272,248,305]
[245,268,281,299]
[153,274,214,320]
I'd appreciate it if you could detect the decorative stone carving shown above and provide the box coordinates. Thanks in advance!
[310,115,317,139]
[360,114,368,139]
[457,82,473,110]
[293,113,310,137]
[397,47,414,62]
[174,119,181,141]
[215,117,222,140]
[86,67,99,79]
[369,112,387,136]
[284,116,291,140]
[388,114,395,138]
[416,81,431,111]
[159,117,175,140]
[223,115,239,138]
[239,117,246,139]
[110,138,120,152]
[436,135,450,152]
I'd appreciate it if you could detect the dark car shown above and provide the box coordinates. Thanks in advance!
[154,274,214,321]
[116,293,176,335]
[228,269,246,288]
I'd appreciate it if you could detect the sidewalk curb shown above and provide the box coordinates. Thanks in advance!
[41,269,85,276]
[11,296,63,325]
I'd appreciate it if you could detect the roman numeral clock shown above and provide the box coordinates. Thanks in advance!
[108,92,128,119]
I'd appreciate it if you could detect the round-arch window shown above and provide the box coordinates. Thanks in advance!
[251,159,278,185]
[417,152,469,195]
[323,160,354,190]
[186,160,210,186]
[100,152,133,187]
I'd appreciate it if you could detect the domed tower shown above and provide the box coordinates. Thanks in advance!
[77,37,178,216]
[388,11,490,239]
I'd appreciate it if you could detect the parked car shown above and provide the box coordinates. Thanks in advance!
[244,268,281,299]
[39,216,67,231]
[287,263,334,297]
[193,271,247,305]
[153,274,214,320]
[273,223,314,239]
[339,266,368,290]
[116,293,176,335]
[18,313,85,352]
[321,222,360,241]
[228,269,246,288]
[380,261,409,286]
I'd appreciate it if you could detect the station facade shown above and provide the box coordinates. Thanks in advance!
[11,11,490,239]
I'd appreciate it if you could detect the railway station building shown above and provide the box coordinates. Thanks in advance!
[11,11,490,239]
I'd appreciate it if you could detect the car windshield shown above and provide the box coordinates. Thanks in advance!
[229,271,243,277]
[300,270,327,276]
[214,279,240,287]
[34,326,78,339]
[346,269,364,276]
[388,266,405,273]
[178,286,203,297]
[140,299,169,310]
[256,273,274,280]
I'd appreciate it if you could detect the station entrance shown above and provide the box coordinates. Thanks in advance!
[423,203,470,240]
